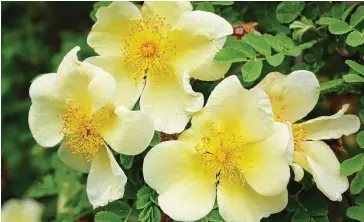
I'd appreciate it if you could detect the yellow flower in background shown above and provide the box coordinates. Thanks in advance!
[28,47,155,208]
[1,199,43,222]
[87,1,233,134]
[143,76,290,221]
[257,70,361,201]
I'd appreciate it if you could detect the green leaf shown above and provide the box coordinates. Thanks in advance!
[151,206,161,222]
[196,3,215,12]
[347,206,364,221]
[357,131,364,148]
[95,211,122,222]
[28,174,58,198]
[360,110,364,124]
[243,34,271,56]
[233,42,257,58]
[350,168,364,194]
[299,189,328,216]
[350,5,364,27]
[343,74,364,83]
[136,195,151,210]
[346,30,364,47]
[313,216,329,222]
[138,205,153,222]
[214,47,248,63]
[292,209,311,222]
[210,1,234,5]
[331,2,346,19]
[262,34,284,52]
[341,154,364,176]
[342,3,358,21]
[329,20,353,35]
[105,200,130,218]
[119,154,134,169]
[346,60,364,75]
[317,17,340,25]
[356,196,364,207]
[276,2,305,23]
[149,131,160,147]
[241,59,263,82]
[320,78,346,93]
[267,53,285,67]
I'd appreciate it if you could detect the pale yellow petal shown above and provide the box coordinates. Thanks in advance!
[143,141,216,221]
[301,104,361,140]
[202,75,274,144]
[257,70,320,122]
[170,11,232,78]
[86,56,145,109]
[140,70,203,134]
[217,177,288,222]
[57,47,116,112]
[87,1,142,56]
[240,122,290,196]
[297,141,349,201]
[102,107,154,155]
[2,199,43,222]
[291,163,304,182]
[29,73,64,147]
[58,142,90,173]
[87,146,127,208]
[141,1,192,27]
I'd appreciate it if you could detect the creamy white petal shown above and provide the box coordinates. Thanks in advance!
[256,70,320,122]
[87,1,142,56]
[141,1,192,27]
[2,199,43,222]
[87,146,127,208]
[140,70,203,134]
[57,47,116,112]
[143,141,216,221]
[102,106,154,155]
[202,75,274,144]
[291,162,304,182]
[217,177,288,222]
[85,56,145,109]
[29,74,64,147]
[240,122,290,196]
[170,11,232,78]
[298,141,349,201]
[58,142,91,173]
[301,104,361,140]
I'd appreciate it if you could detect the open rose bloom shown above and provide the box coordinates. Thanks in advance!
[143,76,291,221]
[1,199,43,222]
[28,47,155,208]
[87,1,233,134]
[257,70,360,201]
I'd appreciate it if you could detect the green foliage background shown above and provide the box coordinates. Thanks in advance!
[1,1,364,222]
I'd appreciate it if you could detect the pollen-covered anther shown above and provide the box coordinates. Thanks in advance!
[140,41,158,58]
[292,123,307,151]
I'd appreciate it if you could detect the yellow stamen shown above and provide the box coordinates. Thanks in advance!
[59,101,115,161]
[122,16,176,79]
[292,123,307,152]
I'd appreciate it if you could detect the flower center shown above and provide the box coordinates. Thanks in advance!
[195,125,245,183]
[292,124,307,151]
[59,101,115,161]
[122,16,176,79]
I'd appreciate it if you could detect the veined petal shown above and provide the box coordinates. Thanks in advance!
[170,11,232,79]
[102,106,154,155]
[58,142,91,173]
[57,47,116,112]
[1,199,43,222]
[217,177,288,222]
[301,104,360,140]
[297,141,349,201]
[202,75,274,144]
[143,141,216,221]
[87,146,127,208]
[141,1,192,27]
[87,1,142,56]
[256,70,320,123]
[140,70,203,134]
[240,122,290,196]
[29,73,64,147]
[86,56,145,109]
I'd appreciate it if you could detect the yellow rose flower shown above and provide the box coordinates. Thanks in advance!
[143,76,290,221]
[86,1,233,133]
[257,70,361,201]
[28,47,155,208]
[1,199,43,222]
